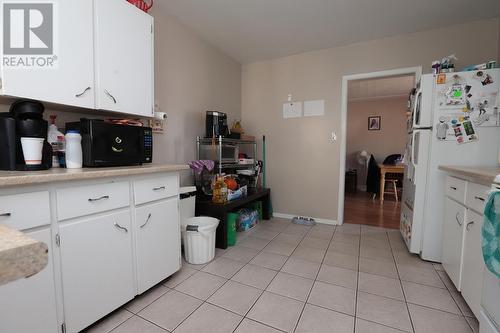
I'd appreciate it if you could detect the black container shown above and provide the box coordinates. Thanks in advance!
[0,115,16,170]
[205,111,229,138]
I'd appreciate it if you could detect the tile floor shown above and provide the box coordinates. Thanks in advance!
[83,218,479,333]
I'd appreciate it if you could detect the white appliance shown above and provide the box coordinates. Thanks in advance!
[401,68,500,261]
[480,176,500,333]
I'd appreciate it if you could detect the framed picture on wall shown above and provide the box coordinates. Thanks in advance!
[368,116,381,131]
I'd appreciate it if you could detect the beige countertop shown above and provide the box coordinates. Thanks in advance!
[0,164,190,188]
[0,224,48,286]
[439,165,500,186]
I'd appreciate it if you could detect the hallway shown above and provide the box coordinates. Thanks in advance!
[343,192,401,229]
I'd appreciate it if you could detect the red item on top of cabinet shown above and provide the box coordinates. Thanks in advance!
[127,0,153,13]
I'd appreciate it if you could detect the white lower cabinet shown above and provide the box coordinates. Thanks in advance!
[0,228,59,333]
[0,173,181,333]
[461,209,485,318]
[59,210,135,333]
[442,175,490,328]
[442,197,466,290]
[135,197,181,294]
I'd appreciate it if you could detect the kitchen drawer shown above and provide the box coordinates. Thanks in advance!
[0,191,51,230]
[57,181,130,221]
[133,174,179,205]
[446,176,467,204]
[466,182,489,215]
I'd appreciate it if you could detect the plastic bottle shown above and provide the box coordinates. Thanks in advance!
[47,115,64,167]
[65,130,83,169]
[57,135,66,168]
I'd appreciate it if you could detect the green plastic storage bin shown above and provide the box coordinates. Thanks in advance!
[253,201,263,220]
[227,212,238,246]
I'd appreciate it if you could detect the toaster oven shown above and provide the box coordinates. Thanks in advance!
[199,144,239,164]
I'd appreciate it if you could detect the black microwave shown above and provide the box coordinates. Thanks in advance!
[66,119,152,167]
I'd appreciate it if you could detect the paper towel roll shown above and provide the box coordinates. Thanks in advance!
[154,111,167,120]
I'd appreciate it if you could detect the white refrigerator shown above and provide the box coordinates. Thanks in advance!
[400,68,500,262]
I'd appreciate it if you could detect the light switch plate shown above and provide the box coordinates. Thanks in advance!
[304,99,325,117]
[283,102,302,119]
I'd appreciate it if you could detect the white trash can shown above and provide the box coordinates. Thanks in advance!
[181,216,219,264]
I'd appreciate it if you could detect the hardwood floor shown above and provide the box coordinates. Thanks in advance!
[343,191,401,229]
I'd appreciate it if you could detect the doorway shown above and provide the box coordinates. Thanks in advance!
[338,67,422,228]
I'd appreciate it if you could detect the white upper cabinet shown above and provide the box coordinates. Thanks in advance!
[94,0,154,117]
[1,0,154,117]
[1,0,95,108]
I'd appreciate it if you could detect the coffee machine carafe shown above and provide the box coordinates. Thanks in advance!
[0,100,52,171]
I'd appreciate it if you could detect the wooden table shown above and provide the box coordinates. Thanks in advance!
[195,188,271,249]
[378,164,404,202]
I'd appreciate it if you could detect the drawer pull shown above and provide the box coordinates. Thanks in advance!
[113,222,128,233]
[140,213,152,229]
[88,195,110,202]
[450,186,457,191]
[0,212,11,217]
[455,212,462,226]
[466,221,475,231]
[474,196,485,202]
[104,89,117,104]
[75,86,91,97]
[153,186,166,191]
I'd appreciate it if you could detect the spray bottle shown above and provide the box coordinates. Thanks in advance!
[47,115,64,167]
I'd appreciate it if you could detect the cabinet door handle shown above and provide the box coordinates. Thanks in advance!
[140,213,152,229]
[474,196,485,202]
[75,86,91,97]
[104,89,117,104]
[0,212,11,217]
[450,186,457,191]
[153,186,166,191]
[114,222,128,233]
[455,212,462,226]
[466,221,475,231]
[88,195,110,202]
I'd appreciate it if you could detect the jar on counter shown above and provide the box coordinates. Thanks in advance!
[65,130,82,169]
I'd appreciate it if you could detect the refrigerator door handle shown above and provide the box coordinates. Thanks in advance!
[412,90,422,129]
[411,130,419,169]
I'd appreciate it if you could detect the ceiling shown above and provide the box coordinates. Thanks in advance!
[156,0,500,64]
[348,75,415,101]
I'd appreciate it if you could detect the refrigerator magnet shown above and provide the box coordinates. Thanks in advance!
[473,71,494,86]
[451,118,478,144]
[436,117,449,141]
[445,83,467,105]
[436,74,446,84]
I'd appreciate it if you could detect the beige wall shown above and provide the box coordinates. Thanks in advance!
[241,18,500,221]
[151,9,242,179]
[498,17,500,62]
[346,97,408,188]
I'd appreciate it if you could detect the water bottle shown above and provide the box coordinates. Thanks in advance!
[65,130,83,169]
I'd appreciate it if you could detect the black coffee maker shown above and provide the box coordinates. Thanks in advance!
[205,111,229,138]
[0,100,52,171]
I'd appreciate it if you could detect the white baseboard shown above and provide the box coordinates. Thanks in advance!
[273,212,339,225]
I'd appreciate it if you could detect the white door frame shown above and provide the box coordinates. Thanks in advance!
[337,66,422,225]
